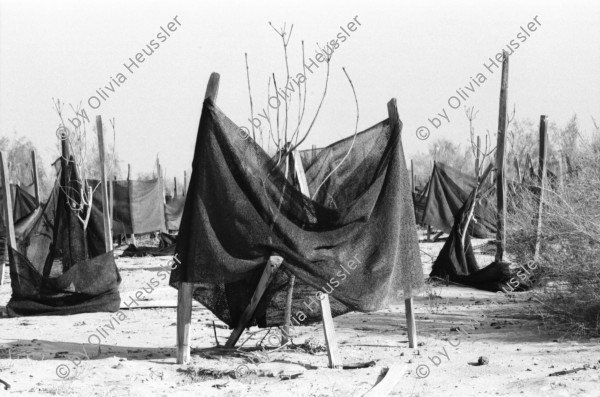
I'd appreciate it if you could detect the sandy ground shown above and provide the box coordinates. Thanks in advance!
[1,234,599,397]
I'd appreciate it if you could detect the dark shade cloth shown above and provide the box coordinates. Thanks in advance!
[430,187,511,292]
[6,158,121,316]
[89,179,132,236]
[422,162,496,238]
[7,250,121,316]
[109,179,133,236]
[165,197,185,231]
[89,178,166,236]
[169,98,423,328]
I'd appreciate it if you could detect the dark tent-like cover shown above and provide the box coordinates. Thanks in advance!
[6,157,121,316]
[422,162,496,238]
[430,187,510,292]
[170,98,423,328]
[89,178,167,236]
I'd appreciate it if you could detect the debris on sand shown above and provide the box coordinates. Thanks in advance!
[549,365,590,377]
[477,356,489,365]
[289,338,327,355]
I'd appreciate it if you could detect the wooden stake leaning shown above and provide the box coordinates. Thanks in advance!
[0,152,17,286]
[225,256,284,348]
[176,72,220,365]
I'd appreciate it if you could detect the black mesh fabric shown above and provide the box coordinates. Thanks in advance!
[170,99,423,328]
[6,158,121,316]
[422,162,496,238]
[430,188,510,292]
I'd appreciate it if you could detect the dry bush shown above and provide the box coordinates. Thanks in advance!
[506,150,600,336]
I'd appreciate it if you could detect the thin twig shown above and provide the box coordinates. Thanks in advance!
[311,66,358,200]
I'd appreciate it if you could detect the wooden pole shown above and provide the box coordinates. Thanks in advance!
[565,155,573,174]
[110,175,115,239]
[291,150,342,367]
[534,115,548,261]
[61,137,70,190]
[388,98,417,349]
[176,282,194,363]
[96,115,113,253]
[177,72,220,364]
[475,136,481,177]
[157,160,166,206]
[31,150,40,205]
[225,255,284,347]
[126,164,136,246]
[514,157,521,182]
[411,160,415,193]
[0,152,17,286]
[557,152,564,192]
[183,171,187,197]
[495,51,509,263]
[173,177,177,199]
[282,155,297,344]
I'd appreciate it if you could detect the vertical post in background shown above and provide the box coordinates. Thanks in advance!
[127,164,136,246]
[534,115,548,261]
[514,157,521,182]
[557,152,564,192]
[183,171,187,197]
[410,160,415,193]
[495,51,509,263]
[96,115,113,253]
[0,152,17,286]
[173,177,178,199]
[475,136,481,177]
[110,175,116,241]
[31,150,40,205]
[177,72,220,365]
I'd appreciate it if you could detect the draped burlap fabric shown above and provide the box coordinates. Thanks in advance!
[422,162,496,238]
[169,99,423,328]
[6,160,120,316]
[165,197,185,231]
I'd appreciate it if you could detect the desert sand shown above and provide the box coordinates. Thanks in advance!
[1,235,599,397]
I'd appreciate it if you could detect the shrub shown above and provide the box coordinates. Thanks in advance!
[506,149,600,336]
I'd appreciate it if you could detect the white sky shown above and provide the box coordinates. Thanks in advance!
[1,0,599,179]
